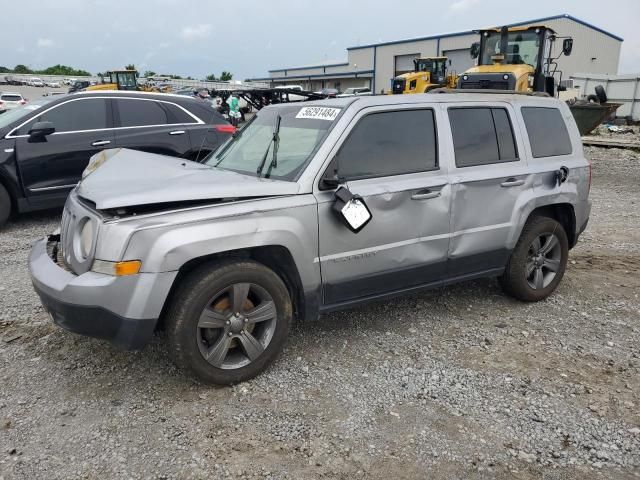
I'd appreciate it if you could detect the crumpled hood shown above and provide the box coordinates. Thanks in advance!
[76,148,300,210]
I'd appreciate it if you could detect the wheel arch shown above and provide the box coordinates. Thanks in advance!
[156,245,308,331]
[0,170,20,217]
[524,203,577,248]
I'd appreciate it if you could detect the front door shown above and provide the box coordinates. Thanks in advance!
[14,97,114,208]
[317,107,451,306]
[446,104,530,278]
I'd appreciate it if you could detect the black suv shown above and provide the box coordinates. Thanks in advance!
[0,91,234,226]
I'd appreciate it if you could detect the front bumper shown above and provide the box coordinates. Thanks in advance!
[29,236,177,350]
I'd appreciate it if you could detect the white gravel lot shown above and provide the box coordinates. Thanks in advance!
[0,147,638,479]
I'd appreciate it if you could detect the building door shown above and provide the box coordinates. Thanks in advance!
[443,49,476,75]
[394,53,420,76]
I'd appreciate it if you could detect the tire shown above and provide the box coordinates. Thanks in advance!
[0,184,10,228]
[595,85,608,104]
[587,94,599,103]
[499,216,569,302]
[166,259,292,385]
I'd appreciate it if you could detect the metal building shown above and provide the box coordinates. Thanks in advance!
[252,14,622,94]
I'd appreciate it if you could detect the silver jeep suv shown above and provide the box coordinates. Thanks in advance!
[29,93,591,384]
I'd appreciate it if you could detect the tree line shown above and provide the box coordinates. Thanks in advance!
[0,64,91,76]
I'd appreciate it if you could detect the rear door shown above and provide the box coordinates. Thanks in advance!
[12,97,114,206]
[445,103,530,278]
[112,97,192,157]
[316,106,451,305]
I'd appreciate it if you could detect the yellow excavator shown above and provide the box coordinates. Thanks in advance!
[457,25,573,94]
[86,70,140,91]
[391,57,458,94]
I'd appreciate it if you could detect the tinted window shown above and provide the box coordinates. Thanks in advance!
[338,110,438,179]
[166,103,197,124]
[116,99,170,127]
[449,107,518,168]
[1,94,22,101]
[522,107,572,158]
[21,98,108,134]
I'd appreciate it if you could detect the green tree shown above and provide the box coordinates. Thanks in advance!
[205,73,217,81]
[13,64,32,74]
[0,66,10,73]
[220,71,233,81]
[143,70,156,78]
[38,64,90,76]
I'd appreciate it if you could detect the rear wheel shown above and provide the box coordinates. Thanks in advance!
[499,216,568,302]
[166,260,292,384]
[0,184,10,227]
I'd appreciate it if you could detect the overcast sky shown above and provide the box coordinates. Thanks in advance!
[4,0,639,79]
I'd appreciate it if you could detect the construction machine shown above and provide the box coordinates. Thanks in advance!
[457,25,572,94]
[391,57,457,94]
[456,25,620,134]
[86,70,139,91]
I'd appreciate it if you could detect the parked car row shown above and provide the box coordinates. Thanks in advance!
[0,76,62,87]
[0,90,235,226]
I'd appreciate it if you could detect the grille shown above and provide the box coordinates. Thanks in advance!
[392,79,406,94]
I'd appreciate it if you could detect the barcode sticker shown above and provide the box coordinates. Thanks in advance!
[296,107,341,121]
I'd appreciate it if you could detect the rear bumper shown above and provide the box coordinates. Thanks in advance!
[29,237,177,350]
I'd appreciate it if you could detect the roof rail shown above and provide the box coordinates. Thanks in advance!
[429,88,551,97]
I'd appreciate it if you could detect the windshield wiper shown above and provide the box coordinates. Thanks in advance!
[256,114,281,178]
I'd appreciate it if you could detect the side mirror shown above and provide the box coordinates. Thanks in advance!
[470,42,480,59]
[562,38,573,56]
[29,121,55,138]
[332,186,372,234]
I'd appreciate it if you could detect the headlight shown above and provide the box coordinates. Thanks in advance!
[91,259,142,276]
[79,219,94,259]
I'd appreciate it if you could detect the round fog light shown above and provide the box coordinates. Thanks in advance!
[503,74,510,80]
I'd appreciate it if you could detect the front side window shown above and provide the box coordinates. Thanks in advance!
[337,109,438,179]
[449,107,518,168]
[115,99,170,127]
[207,105,337,180]
[521,107,572,158]
[18,98,108,134]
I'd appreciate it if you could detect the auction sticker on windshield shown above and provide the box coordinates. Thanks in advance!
[296,106,341,121]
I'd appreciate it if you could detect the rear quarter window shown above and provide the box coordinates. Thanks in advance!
[521,107,572,158]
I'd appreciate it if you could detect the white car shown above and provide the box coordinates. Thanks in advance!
[30,77,45,87]
[45,80,61,88]
[337,87,372,97]
[0,92,27,111]
[274,85,307,101]
[62,78,77,86]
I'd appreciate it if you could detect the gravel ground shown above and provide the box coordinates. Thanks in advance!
[0,147,639,479]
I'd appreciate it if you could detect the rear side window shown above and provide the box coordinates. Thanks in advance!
[166,103,198,124]
[338,109,438,179]
[521,107,572,158]
[20,98,108,133]
[115,99,170,127]
[448,107,518,168]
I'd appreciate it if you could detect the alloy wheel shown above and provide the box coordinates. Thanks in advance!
[525,233,562,290]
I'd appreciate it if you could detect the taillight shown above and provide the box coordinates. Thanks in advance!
[214,124,236,134]
[19,100,26,105]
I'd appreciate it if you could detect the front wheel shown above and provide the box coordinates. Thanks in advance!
[499,216,569,302]
[166,260,292,384]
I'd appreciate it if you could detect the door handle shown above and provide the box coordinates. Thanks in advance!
[91,140,111,147]
[412,189,441,200]
[501,178,525,187]
[169,130,186,135]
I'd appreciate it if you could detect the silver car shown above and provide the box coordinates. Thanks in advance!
[29,93,591,384]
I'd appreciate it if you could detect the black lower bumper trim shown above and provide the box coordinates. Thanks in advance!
[34,285,156,351]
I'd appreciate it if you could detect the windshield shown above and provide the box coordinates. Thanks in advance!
[0,98,53,131]
[206,105,340,180]
[480,30,541,69]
